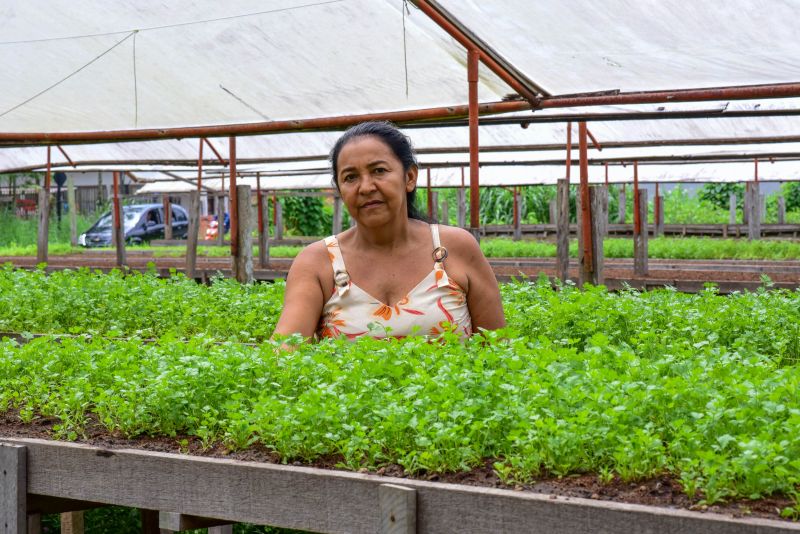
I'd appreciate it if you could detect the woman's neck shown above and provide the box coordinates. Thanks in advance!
[352,216,419,251]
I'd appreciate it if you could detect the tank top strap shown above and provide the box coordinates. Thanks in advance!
[323,235,351,296]
[429,224,450,288]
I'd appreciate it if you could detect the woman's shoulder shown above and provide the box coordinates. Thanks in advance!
[289,237,335,274]
[436,224,482,258]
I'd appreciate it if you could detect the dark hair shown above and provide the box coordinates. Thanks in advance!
[330,121,427,221]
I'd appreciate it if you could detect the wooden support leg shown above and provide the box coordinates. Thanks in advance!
[60,512,84,534]
[556,179,570,283]
[233,185,254,284]
[259,194,270,269]
[379,484,416,534]
[139,509,159,534]
[1,443,27,534]
[26,514,40,534]
[634,189,649,276]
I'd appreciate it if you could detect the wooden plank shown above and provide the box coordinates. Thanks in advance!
[36,187,49,264]
[216,195,225,247]
[0,443,26,534]
[747,182,761,240]
[431,191,439,222]
[549,198,557,225]
[617,188,626,224]
[778,196,786,224]
[3,437,799,534]
[512,191,522,242]
[27,495,104,515]
[59,512,83,534]
[379,484,416,534]
[588,186,606,285]
[441,200,449,226]
[185,191,200,280]
[208,526,233,534]
[556,179,570,282]
[66,176,77,247]
[655,195,665,237]
[233,185,253,284]
[634,189,648,276]
[274,200,284,240]
[729,193,737,225]
[259,195,270,268]
[332,195,343,235]
[25,514,39,534]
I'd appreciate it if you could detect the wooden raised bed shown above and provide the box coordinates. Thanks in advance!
[2,438,799,534]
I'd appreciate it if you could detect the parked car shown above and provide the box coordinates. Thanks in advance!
[78,203,189,247]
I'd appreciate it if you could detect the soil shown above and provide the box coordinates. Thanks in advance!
[1,410,795,523]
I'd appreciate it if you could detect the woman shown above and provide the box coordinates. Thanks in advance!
[273,121,504,341]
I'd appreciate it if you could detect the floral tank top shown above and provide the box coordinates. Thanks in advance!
[317,225,472,340]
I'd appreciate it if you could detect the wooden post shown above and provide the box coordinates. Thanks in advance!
[112,171,126,268]
[556,179,570,282]
[617,185,626,224]
[59,512,84,534]
[228,136,239,259]
[743,184,749,225]
[512,189,522,241]
[274,199,284,240]
[549,198,557,225]
[577,122,593,286]
[747,181,761,240]
[0,443,26,534]
[579,186,606,286]
[760,194,767,224]
[233,185,253,284]
[441,199,449,226]
[259,194,270,268]
[431,191,439,222]
[216,194,225,246]
[729,193,737,225]
[332,195,343,234]
[778,195,786,224]
[66,175,77,247]
[185,191,200,279]
[379,484,416,534]
[456,187,466,228]
[27,514,41,534]
[634,189,648,276]
[162,194,172,240]
[36,147,52,263]
[655,195,665,237]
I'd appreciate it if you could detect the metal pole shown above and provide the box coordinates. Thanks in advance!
[468,48,480,237]
[565,122,572,185]
[229,136,238,258]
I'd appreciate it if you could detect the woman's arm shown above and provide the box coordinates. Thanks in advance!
[272,243,328,341]
[442,227,505,332]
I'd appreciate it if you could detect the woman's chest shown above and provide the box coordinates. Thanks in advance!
[345,255,433,306]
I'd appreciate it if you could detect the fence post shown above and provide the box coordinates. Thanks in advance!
[556,179,570,282]
[431,191,439,222]
[185,191,200,279]
[513,190,522,241]
[332,195,343,234]
[0,443,27,534]
[216,194,225,246]
[275,199,284,240]
[747,182,761,240]
[259,194,270,268]
[729,193,737,225]
[233,185,253,283]
[778,196,786,224]
[441,200,449,226]
[634,189,648,276]
[655,195,665,237]
[456,188,466,228]
[579,186,606,286]
[617,186,626,224]
[67,175,78,247]
[549,198,557,225]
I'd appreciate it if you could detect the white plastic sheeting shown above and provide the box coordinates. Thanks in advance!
[0,0,511,133]
[437,0,800,94]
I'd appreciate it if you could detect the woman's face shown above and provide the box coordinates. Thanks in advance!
[336,136,417,226]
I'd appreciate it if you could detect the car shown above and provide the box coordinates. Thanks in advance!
[78,203,189,247]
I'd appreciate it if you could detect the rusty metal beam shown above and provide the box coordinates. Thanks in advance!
[468,48,480,232]
[55,145,77,167]
[411,0,545,103]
